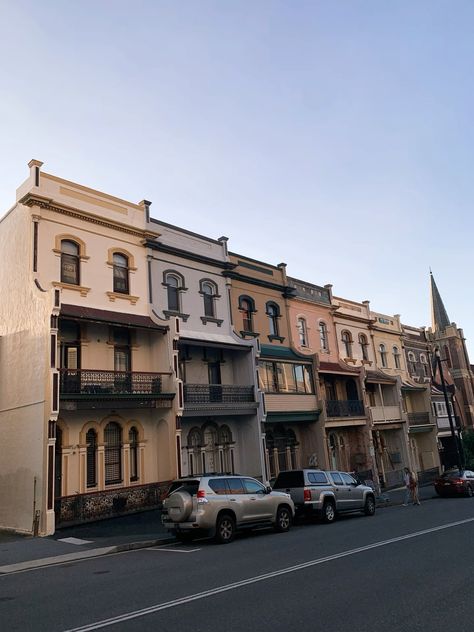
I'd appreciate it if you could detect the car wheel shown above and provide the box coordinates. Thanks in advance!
[274,506,292,532]
[364,495,376,516]
[322,500,336,524]
[215,513,235,544]
[467,486,473,498]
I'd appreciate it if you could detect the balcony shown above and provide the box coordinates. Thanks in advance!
[371,405,402,423]
[326,400,365,418]
[183,383,257,415]
[407,412,431,426]
[59,369,175,408]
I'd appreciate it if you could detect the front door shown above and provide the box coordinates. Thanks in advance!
[55,426,63,499]
[208,362,222,402]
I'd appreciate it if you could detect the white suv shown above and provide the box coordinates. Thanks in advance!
[161,475,295,544]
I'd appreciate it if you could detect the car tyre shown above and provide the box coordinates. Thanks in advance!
[364,495,376,516]
[466,486,473,498]
[215,513,235,544]
[322,500,336,524]
[274,505,292,532]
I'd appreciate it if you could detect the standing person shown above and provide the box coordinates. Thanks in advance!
[403,467,421,506]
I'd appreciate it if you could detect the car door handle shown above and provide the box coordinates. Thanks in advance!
[229,498,236,502]
[250,497,257,501]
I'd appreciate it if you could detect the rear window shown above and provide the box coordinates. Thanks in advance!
[168,480,200,496]
[273,471,304,488]
[307,472,329,485]
[441,471,462,479]
[208,479,229,495]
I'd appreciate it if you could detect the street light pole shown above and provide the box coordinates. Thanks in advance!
[435,348,463,470]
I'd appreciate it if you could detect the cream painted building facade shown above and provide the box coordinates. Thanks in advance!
[0,161,180,535]
[146,221,265,480]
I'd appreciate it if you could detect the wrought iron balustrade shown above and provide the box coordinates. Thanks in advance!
[407,412,431,425]
[326,399,365,417]
[184,383,255,405]
[59,369,169,397]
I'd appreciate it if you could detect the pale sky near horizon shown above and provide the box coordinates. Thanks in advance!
[1,1,473,354]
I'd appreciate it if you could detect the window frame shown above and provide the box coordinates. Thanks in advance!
[60,239,80,285]
[319,321,329,352]
[239,295,256,333]
[113,252,130,294]
[379,343,388,368]
[341,330,353,358]
[297,317,308,347]
[266,302,280,337]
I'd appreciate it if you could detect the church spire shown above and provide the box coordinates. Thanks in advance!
[430,271,451,332]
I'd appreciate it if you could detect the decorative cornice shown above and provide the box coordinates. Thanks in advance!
[223,270,296,296]
[147,240,235,270]
[19,193,158,241]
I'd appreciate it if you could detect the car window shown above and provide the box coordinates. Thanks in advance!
[273,471,304,488]
[307,471,328,485]
[226,478,246,495]
[330,472,343,485]
[167,480,200,496]
[208,479,229,495]
[341,473,357,485]
[442,471,462,479]
[242,478,266,494]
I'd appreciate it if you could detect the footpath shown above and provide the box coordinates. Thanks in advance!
[0,484,437,574]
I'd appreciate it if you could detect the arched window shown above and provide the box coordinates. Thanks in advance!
[319,322,329,352]
[379,344,387,368]
[443,345,452,368]
[113,253,129,294]
[187,428,202,476]
[393,346,401,369]
[203,425,218,474]
[341,331,352,358]
[61,240,80,285]
[104,422,122,485]
[129,426,139,481]
[266,302,280,336]
[218,425,234,473]
[165,273,182,312]
[86,429,97,488]
[201,281,217,318]
[239,296,255,333]
[420,353,429,376]
[297,318,308,347]
[359,333,369,361]
[408,351,417,374]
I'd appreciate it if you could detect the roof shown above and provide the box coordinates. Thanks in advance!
[179,330,252,349]
[260,344,313,362]
[318,361,360,375]
[430,272,451,332]
[60,304,168,332]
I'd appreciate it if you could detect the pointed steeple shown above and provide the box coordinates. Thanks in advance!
[430,271,451,332]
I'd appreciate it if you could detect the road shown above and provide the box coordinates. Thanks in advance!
[1,496,474,632]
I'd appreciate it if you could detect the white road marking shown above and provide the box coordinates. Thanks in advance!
[62,516,474,632]
[57,538,93,546]
[145,546,201,553]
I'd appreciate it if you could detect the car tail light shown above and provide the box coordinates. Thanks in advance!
[304,489,312,502]
[197,489,207,503]
[453,479,465,485]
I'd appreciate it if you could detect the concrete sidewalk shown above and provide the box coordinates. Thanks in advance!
[0,485,437,574]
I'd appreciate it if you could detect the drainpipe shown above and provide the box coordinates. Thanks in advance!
[32,477,40,536]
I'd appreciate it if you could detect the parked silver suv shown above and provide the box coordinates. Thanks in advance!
[162,475,295,544]
[272,469,376,523]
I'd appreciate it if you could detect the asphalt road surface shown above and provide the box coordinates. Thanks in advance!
[2,496,474,632]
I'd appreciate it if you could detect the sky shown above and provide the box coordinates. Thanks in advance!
[1,1,473,353]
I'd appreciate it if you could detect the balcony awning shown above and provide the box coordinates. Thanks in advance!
[179,330,252,350]
[408,425,435,434]
[365,370,397,385]
[401,380,426,392]
[319,361,360,376]
[260,344,313,362]
[60,304,168,332]
[265,411,321,424]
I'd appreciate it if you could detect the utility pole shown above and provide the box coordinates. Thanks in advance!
[435,348,463,470]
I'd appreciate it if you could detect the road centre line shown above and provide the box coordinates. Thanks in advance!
[62,516,474,632]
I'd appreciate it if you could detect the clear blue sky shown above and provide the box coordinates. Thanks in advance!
[1,1,473,354]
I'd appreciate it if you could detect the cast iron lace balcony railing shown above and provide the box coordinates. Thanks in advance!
[59,369,169,397]
[407,412,431,425]
[184,383,255,405]
[326,399,365,417]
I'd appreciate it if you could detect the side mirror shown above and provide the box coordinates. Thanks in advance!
[266,486,272,494]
